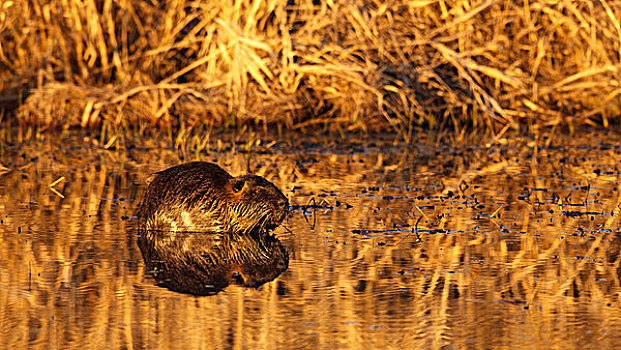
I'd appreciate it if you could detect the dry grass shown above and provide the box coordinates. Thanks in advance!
[0,0,619,140]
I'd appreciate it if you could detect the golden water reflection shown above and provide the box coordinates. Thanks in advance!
[1,134,621,349]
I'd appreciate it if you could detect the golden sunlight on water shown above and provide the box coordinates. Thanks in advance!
[1,134,621,349]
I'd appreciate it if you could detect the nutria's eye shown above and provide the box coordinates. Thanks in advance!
[233,180,245,193]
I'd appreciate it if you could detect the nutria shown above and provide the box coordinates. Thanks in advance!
[138,162,288,235]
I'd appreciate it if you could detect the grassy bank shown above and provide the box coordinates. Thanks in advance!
[1,0,620,141]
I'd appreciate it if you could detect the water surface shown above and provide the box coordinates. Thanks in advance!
[1,133,621,349]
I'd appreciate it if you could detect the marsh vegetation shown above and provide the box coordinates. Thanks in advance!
[1,0,620,141]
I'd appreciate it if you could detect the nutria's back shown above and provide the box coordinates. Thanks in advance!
[138,162,288,235]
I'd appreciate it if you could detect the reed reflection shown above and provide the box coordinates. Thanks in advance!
[137,229,289,295]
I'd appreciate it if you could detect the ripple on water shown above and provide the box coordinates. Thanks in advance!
[1,133,621,348]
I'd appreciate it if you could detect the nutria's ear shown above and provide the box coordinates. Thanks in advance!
[233,179,245,193]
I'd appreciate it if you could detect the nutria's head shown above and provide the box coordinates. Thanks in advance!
[219,174,289,235]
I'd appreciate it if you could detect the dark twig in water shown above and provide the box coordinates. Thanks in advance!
[584,181,591,208]
[413,215,422,242]
[303,197,316,214]
[281,224,294,235]
[303,197,317,230]
[406,208,423,242]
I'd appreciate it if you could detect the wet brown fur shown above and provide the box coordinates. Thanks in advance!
[138,162,288,235]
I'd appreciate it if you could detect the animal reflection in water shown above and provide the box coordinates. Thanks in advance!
[137,229,288,295]
[137,162,290,295]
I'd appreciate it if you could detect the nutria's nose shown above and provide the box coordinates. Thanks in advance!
[277,198,289,212]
